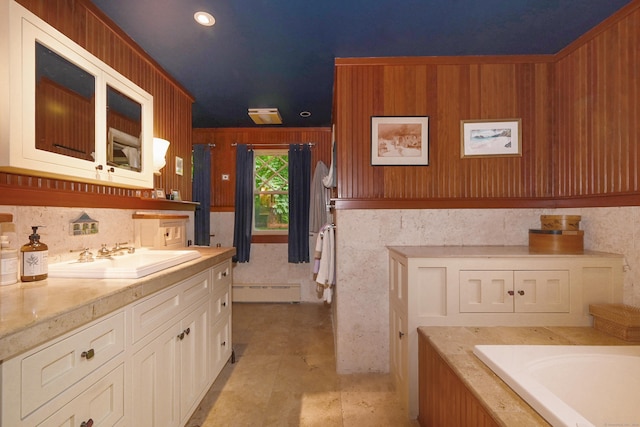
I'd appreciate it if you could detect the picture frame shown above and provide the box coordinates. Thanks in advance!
[154,188,165,199]
[461,119,522,158]
[371,116,429,166]
[171,189,181,201]
[175,156,184,176]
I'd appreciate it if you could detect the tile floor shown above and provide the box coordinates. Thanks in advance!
[186,302,420,427]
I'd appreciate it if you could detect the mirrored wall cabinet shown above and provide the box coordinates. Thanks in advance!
[0,0,155,189]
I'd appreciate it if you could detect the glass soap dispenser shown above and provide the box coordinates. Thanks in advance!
[20,226,48,282]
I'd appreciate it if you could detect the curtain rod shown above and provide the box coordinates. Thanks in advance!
[231,142,315,148]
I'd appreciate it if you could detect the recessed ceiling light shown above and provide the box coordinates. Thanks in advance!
[194,11,215,27]
[300,111,311,118]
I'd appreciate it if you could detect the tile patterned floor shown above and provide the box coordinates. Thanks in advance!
[186,303,419,427]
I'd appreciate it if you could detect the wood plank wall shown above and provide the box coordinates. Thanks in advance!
[418,332,499,427]
[1,0,194,208]
[192,128,333,211]
[333,0,640,209]
[554,2,640,198]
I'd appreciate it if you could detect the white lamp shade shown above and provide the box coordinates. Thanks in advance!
[153,138,170,174]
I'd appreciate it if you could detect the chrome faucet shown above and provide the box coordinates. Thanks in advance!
[111,242,136,255]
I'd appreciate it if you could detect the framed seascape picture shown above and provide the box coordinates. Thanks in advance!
[371,116,429,165]
[461,119,522,158]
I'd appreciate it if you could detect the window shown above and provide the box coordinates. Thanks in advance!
[253,150,288,235]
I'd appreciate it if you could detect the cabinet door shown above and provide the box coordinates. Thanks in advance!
[389,303,408,407]
[179,301,210,422]
[514,270,570,313]
[131,325,181,427]
[36,364,124,427]
[211,311,232,379]
[459,271,514,313]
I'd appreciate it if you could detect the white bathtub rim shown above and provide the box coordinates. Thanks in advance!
[473,345,640,427]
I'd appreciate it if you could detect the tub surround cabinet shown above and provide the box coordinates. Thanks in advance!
[387,245,624,419]
[418,326,633,426]
[0,248,234,427]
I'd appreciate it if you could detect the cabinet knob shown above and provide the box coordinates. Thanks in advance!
[177,332,185,340]
[222,301,227,307]
[518,290,525,296]
[81,349,95,360]
[398,331,405,339]
[184,327,191,336]
[80,419,94,427]
[221,341,226,346]
[507,290,515,296]
[221,271,228,277]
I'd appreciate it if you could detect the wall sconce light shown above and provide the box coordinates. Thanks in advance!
[153,137,170,175]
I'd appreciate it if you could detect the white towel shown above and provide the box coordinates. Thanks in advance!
[314,224,335,303]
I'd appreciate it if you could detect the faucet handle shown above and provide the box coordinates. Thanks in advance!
[78,248,94,263]
[97,244,111,256]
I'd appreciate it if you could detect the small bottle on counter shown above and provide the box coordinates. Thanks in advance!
[20,226,48,282]
[0,235,18,286]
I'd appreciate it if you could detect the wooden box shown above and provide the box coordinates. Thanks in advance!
[589,304,640,342]
[528,229,584,254]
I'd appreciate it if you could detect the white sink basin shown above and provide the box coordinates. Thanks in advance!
[48,249,201,279]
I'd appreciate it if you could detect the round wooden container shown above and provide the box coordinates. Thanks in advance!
[528,229,584,254]
[540,215,581,231]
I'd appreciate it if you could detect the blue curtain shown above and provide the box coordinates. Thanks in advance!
[288,144,311,263]
[192,144,211,246]
[233,144,254,262]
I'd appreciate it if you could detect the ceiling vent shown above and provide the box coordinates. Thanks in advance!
[248,108,282,125]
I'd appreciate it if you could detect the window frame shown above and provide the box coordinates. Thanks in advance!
[252,149,289,238]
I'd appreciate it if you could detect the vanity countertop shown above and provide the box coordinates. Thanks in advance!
[0,247,235,362]
[418,326,633,426]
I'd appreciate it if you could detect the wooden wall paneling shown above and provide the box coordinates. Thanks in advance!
[193,128,332,210]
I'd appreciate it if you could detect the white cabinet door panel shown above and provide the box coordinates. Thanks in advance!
[459,271,514,313]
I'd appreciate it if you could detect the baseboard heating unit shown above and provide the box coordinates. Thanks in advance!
[232,283,301,303]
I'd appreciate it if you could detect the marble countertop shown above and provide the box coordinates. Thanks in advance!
[388,245,624,258]
[419,325,633,426]
[0,247,235,362]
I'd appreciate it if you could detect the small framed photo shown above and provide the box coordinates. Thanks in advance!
[175,156,184,176]
[461,119,522,158]
[371,116,429,166]
[171,189,181,201]
[154,188,165,199]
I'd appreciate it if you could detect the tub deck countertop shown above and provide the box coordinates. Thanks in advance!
[419,325,634,426]
[0,247,235,362]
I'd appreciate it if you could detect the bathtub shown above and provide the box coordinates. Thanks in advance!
[473,345,640,427]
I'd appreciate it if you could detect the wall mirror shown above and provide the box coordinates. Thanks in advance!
[107,85,142,172]
[35,41,97,162]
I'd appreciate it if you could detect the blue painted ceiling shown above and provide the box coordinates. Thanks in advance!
[90,0,631,128]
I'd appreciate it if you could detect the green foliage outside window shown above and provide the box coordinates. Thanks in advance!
[254,153,289,231]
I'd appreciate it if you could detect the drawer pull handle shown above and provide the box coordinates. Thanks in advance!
[221,341,226,346]
[178,332,185,340]
[184,327,191,336]
[80,419,94,427]
[518,290,525,296]
[507,290,515,296]
[398,331,405,339]
[81,349,95,360]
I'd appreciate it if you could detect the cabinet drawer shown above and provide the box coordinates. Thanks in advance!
[132,270,210,343]
[36,364,125,427]
[212,260,232,292]
[211,313,232,377]
[211,285,231,325]
[18,311,125,418]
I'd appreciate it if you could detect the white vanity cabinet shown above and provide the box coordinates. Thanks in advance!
[388,246,625,419]
[0,1,154,189]
[0,255,234,427]
[1,311,126,426]
[130,270,213,427]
